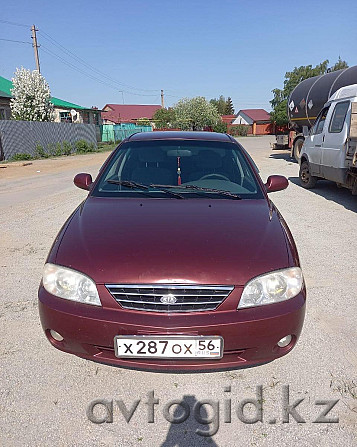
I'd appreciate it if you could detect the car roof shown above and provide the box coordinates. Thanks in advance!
[128,131,232,142]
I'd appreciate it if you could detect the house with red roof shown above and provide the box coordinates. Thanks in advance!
[221,115,236,125]
[232,109,273,135]
[101,104,162,125]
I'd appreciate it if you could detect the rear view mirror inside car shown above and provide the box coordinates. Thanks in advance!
[167,149,192,157]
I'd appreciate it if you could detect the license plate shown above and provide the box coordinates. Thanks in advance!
[114,335,223,359]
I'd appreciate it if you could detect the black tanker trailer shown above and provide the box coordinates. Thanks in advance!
[274,65,357,161]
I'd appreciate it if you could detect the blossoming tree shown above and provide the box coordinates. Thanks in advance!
[173,97,221,130]
[10,67,54,121]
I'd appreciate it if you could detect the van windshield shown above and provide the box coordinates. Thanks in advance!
[92,140,264,199]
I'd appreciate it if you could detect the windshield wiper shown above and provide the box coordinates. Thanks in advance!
[106,180,184,199]
[150,184,242,200]
[107,179,149,189]
[107,180,239,199]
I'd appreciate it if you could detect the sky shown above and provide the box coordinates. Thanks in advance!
[1,0,356,112]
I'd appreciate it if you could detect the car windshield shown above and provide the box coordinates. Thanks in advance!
[92,140,264,199]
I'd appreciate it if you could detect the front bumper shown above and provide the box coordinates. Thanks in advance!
[38,286,306,372]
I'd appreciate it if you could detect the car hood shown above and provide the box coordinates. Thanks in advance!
[54,197,289,286]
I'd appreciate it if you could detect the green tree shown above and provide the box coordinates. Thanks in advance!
[270,59,348,126]
[10,67,54,121]
[331,56,348,71]
[225,97,235,115]
[210,95,235,115]
[209,95,227,115]
[212,121,228,133]
[152,107,176,128]
[173,97,221,130]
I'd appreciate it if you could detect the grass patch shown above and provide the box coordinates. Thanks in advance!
[10,153,34,161]
[6,139,119,163]
[97,141,119,152]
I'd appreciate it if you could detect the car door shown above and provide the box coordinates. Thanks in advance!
[305,106,330,175]
[320,100,350,183]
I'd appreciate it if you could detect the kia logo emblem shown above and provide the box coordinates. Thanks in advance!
[160,294,177,305]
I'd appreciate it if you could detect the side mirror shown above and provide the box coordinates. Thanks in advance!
[74,173,93,191]
[302,126,309,137]
[265,175,288,193]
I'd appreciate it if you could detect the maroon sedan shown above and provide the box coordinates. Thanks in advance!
[38,131,306,371]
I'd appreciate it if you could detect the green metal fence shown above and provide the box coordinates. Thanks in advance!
[100,125,152,142]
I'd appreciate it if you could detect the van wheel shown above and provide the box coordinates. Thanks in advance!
[293,138,304,162]
[299,161,317,189]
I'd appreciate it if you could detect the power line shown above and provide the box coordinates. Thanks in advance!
[1,21,159,96]
[0,19,29,28]
[38,29,158,93]
[40,46,123,90]
[1,18,272,107]
[40,45,159,98]
[0,37,32,44]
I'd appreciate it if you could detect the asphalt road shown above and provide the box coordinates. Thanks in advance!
[0,136,356,446]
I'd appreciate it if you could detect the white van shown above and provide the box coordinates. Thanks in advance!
[299,84,357,194]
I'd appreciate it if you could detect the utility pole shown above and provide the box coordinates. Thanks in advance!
[31,25,40,73]
[161,89,164,108]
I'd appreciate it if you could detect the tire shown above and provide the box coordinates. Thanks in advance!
[299,161,318,189]
[293,138,304,162]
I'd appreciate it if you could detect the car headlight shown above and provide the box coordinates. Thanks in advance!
[238,267,303,309]
[42,263,101,306]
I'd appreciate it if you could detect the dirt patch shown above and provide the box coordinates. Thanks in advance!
[0,152,112,181]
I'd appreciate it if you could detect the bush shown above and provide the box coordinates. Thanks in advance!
[53,143,63,157]
[75,140,89,153]
[75,140,88,153]
[97,141,110,148]
[74,139,97,154]
[34,144,49,159]
[229,125,249,137]
[47,143,57,156]
[10,140,97,162]
[62,141,72,156]
[212,121,228,133]
[11,153,33,161]
[34,141,73,158]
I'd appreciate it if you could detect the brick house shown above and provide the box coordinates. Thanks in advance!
[101,104,162,125]
[232,109,273,135]
[221,115,236,125]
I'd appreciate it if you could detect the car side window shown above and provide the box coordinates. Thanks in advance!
[310,107,330,135]
[328,101,349,133]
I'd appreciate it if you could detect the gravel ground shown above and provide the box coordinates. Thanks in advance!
[0,135,356,446]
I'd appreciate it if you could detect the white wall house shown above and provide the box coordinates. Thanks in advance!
[232,111,253,125]
[232,109,271,126]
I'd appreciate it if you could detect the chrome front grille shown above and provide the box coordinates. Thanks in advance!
[106,284,233,312]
